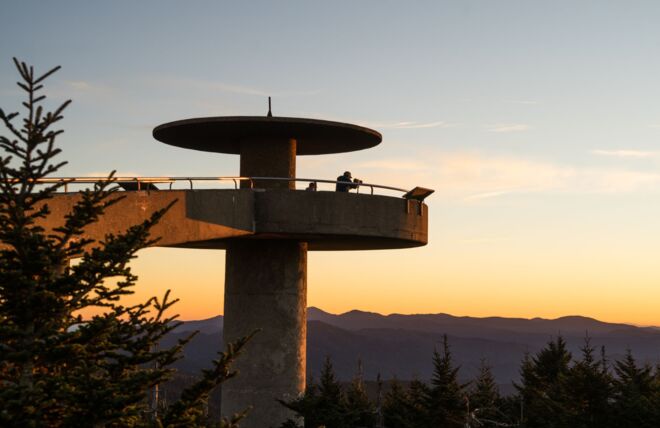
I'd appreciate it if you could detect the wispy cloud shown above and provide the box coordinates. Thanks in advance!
[488,124,531,133]
[83,171,143,178]
[460,236,510,244]
[362,120,458,130]
[591,149,658,158]
[150,77,321,98]
[507,100,539,105]
[67,81,93,91]
[463,190,517,201]
[449,154,660,197]
[292,113,458,131]
[353,151,660,203]
[63,80,115,97]
[40,80,119,104]
[356,159,428,170]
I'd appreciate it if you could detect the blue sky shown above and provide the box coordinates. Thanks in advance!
[3,1,660,324]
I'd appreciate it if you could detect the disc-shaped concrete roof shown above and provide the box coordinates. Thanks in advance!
[153,116,382,155]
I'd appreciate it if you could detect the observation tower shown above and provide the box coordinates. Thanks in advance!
[46,108,431,427]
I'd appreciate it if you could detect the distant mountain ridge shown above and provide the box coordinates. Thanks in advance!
[175,315,223,335]
[166,308,660,388]
[306,307,652,337]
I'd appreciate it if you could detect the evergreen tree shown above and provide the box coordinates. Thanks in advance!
[280,357,348,428]
[565,337,613,428]
[344,360,376,427]
[0,59,250,428]
[278,379,320,428]
[610,350,659,428]
[316,357,349,427]
[515,337,572,428]
[382,379,415,428]
[407,378,431,427]
[497,394,524,427]
[425,335,465,428]
[515,352,536,427]
[468,359,509,426]
[280,378,323,428]
[373,373,384,428]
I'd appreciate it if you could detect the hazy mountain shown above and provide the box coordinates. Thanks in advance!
[306,307,650,338]
[166,308,660,390]
[174,315,223,335]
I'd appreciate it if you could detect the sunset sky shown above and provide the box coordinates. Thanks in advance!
[3,1,660,325]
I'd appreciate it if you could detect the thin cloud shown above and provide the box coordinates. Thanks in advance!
[293,114,458,130]
[313,149,660,203]
[463,190,517,201]
[364,121,458,130]
[507,100,539,105]
[488,124,531,133]
[356,159,429,171]
[359,151,660,203]
[591,149,658,158]
[40,80,119,103]
[63,80,115,97]
[83,171,143,178]
[203,81,321,97]
[460,236,510,244]
[151,77,321,98]
[67,81,93,91]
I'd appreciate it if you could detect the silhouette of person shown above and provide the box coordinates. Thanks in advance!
[336,171,358,192]
[306,182,317,191]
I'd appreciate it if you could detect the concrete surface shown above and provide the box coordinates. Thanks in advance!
[222,240,307,427]
[152,116,382,155]
[41,190,254,247]
[40,189,427,250]
[240,137,296,189]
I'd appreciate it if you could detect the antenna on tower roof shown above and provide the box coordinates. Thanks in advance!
[267,96,273,117]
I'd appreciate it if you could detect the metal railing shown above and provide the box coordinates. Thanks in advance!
[30,176,410,196]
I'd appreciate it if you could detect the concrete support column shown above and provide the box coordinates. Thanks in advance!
[240,138,296,189]
[222,240,307,427]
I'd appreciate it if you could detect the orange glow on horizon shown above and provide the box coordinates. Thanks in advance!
[84,245,660,328]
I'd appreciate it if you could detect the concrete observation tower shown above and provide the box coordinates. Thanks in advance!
[152,112,430,425]
[46,108,431,427]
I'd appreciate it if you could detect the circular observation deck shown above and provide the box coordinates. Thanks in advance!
[174,188,428,251]
[36,176,431,251]
[40,188,428,252]
[153,116,382,155]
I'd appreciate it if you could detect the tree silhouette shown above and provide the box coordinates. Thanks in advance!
[280,357,349,428]
[383,379,415,428]
[611,350,659,428]
[565,337,613,427]
[426,335,465,428]
[345,360,377,427]
[515,337,572,427]
[468,358,512,426]
[0,58,250,428]
[283,336,660,427]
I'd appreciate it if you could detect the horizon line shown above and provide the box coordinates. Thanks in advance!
[179,306,660,329]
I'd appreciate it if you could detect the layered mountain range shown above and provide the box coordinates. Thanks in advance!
[163,307,660,390]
